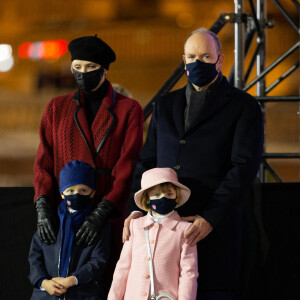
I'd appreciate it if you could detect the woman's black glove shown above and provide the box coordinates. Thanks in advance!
[35,197,57,245]
[76,199,116,246]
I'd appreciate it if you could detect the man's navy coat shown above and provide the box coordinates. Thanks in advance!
[128,76,264,291]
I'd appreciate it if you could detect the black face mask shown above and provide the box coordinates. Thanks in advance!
[73,67,104,92]
[63,193,92,211]
[148,197,177,215]
[185,56,219,87]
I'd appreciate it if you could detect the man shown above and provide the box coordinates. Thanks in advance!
[125,28,263,300]
[33,35,143,293]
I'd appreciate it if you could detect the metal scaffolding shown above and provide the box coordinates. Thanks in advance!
[143,0,300,183]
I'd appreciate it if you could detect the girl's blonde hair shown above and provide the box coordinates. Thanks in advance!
[141,182,182,211]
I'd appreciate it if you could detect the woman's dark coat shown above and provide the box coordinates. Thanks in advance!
[129,76,264,291]
[28,222,110,300]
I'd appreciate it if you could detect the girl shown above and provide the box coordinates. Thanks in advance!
[108,168,198,300]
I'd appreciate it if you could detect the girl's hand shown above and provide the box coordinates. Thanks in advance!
[181,215,213,246]
[41,279,67,296]
[122,212,143,243]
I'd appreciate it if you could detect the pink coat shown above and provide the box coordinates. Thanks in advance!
[108,211,198,300]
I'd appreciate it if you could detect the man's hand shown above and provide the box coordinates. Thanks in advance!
[52,276,77,289]
[122,212,143,243]
[41,279,67,296]
[182,215,213,246]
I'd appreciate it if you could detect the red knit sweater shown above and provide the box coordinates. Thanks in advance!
[33,82,143,213]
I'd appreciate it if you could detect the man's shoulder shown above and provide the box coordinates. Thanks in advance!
[155,86,186,108]
[161,86,186,100]
[224,82,260,110]
[220,77,255,100]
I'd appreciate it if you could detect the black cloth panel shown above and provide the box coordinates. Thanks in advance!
[0,184,299,300]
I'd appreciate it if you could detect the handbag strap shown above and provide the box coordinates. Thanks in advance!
[145,227,156,299]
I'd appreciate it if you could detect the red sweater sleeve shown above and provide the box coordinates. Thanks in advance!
[33,100,55,202]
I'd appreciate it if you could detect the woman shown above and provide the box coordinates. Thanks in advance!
[33,35,143,294]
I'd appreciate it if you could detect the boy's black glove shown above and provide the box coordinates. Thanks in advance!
[76,199,116,246]
[35,196,57,245]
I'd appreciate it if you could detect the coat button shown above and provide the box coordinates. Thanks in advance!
[146,257,150,261]
[150,240,155,244]
[142,292,147,296]
[154,223,159,228]
[179,139,186,144]
[144,274,150,279]
[174,165,180,170]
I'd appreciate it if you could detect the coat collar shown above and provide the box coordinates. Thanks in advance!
[172,76,231,137]
[136,211,182,231]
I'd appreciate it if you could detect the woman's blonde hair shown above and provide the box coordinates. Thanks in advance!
[141,182,182,211]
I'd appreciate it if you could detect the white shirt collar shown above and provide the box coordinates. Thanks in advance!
[147,210,174,223]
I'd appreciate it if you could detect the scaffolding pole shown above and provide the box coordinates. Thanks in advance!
[234,0,245,88]
[256,0,267,181]
[256,0,267,96]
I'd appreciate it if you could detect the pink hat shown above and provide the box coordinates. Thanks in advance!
[134,168,191,211]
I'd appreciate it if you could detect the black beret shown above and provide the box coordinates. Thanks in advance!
[68,35,116,70]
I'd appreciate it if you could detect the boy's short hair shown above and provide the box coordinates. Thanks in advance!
[141,182,182,211]
[59,160,95,193]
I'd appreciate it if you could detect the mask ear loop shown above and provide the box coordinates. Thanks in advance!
[215,54,221,72]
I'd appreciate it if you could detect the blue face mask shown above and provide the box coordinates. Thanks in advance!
[63,193,92,211]
[185,56,219,87]
[148,197,177,215]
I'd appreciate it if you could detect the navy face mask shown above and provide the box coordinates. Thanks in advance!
[148,197,177,215]
[63,193,91,211]
[185,56,219,87]
[73,67,104,92]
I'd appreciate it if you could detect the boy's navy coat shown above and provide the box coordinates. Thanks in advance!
[28,222,110,300]
[129,76,264,291]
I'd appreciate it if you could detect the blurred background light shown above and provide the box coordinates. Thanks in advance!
[0,44,14,72]
[176,12,195,28]
[38,40,68,59]
[0,44,12,62]
[18,40,68,59]
[0,56,14,72]
[18,42,34,59]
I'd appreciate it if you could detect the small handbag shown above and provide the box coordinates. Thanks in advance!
[145,227,176,300]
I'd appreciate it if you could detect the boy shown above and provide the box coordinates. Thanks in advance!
[28,160,110,299]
